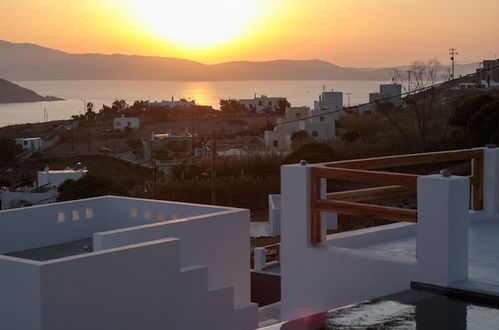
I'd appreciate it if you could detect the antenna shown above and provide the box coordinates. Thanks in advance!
[345,93,352,108]
[449,48,458,80]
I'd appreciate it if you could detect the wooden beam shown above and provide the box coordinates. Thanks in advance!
[472,156,484,210]
[322,149,483,170]
[310,173,322,245]
[328,185,416,202]
[313,167,418,187]
[314,199,417,223]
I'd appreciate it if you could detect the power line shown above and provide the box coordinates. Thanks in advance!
[274,64,499,127]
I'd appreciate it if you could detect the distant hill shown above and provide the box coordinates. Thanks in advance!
[0,40,480,81]
[0,78,62,103]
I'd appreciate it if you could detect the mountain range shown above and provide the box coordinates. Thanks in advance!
[0,40,479,81]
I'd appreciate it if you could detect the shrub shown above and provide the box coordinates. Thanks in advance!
[283,142,335,164]
[450,94,496,129]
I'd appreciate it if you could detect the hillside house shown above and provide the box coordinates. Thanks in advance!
[239,95,286,113]
[113,115,140,132]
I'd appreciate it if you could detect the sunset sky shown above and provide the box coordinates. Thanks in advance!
[1,0,498,67]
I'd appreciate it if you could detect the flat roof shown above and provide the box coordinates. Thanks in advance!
[345,219,499,292]
[4,238,92,261]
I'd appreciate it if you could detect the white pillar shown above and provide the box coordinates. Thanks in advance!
[482,146,499,219]
[281,164,313,249]
[416,174,469,286]
[253,248,266,272]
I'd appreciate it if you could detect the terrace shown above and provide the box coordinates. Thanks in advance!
[0,196,257,330]
[278,146,499,326]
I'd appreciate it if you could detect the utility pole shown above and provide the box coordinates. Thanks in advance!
[345,93,352,108]
[449,48,458,80]
[406,70,413,94]
[210,132,217,205]
[87,128,91,153]
[71,128,74,153]
[150,140,157,198]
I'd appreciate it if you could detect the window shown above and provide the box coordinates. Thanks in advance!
[268,101,272,106]
[116,121,121,126]
[157,211,166,221]
[85,208,94,219]
[320,116,325,122]
[258,101,263,106]
[127,121,131,127]
[295,113,301,119]
[57,212,65,223]
[130,208,138,218]
[312,131,319,137]
[144,209,151,220]
[171,212,179,219]
[72,210,80,221]
[273,140,278,147]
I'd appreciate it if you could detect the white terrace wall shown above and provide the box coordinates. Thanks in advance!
[0,196,232,254]
[93,208,251,305]
[0,197,109,254]
[1,239,257,330]
[280,164,417,322]
[105,196,229,230]
[40,238,182,330]
[0,256,41,329]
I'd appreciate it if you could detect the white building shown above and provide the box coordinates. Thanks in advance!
[0,196,257,330]
[15,137,42,150]
[150,99,196,108]
[37,167,87,189]
[264,91,343,152]
[478,59,499,88]
[313,90,343,113]
[359,83,403,113]
[239,95,286,113]
[0,186,57,210]
[113,116,140,132]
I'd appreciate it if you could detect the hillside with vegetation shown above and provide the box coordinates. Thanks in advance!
[0,78,62,103]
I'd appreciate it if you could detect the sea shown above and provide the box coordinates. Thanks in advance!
[0,80,387,127]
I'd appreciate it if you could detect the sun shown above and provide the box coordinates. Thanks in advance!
[129,0,264,49]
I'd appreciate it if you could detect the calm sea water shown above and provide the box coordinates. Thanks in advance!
[0,80,386,127]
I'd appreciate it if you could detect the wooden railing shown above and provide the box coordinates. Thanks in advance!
[263,243,280,263]
[310,148,484,245]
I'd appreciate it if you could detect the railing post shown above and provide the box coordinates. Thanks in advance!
[482,146,499,218]
[254,247,266,272]
[416,174,469,286]
[281,163,323,247]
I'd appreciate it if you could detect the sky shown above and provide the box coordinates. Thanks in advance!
[1,0,498,67]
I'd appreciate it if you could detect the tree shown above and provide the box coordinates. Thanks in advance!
[85,102,97,120]
[277,98,291,114]
[283,142,335,164]
[219,99,247,114]
[125,138,143,154]
[112,99,128,112]
[0,137,22,164]
[468,100,499,146]
[290,130,312,150]
[57,174,126,201]
[450,94,496,129]
[390,59,451,150]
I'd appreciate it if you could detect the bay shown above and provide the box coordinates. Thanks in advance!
[0,80,386,127]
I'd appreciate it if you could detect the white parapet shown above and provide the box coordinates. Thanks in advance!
[416,174,470,286]
[482,147,499,219]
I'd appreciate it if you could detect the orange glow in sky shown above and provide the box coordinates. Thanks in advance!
[0,0,498,67]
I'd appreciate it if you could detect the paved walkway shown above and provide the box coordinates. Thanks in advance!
[251,221,272,237]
